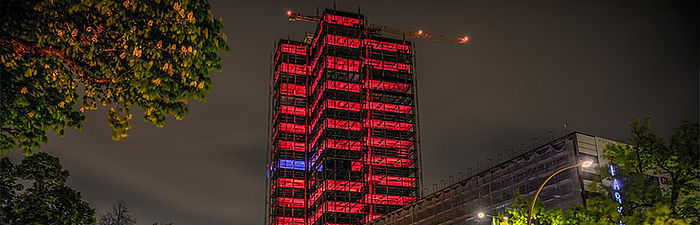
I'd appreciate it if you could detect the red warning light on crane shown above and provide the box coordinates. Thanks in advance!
[459,36,469,44]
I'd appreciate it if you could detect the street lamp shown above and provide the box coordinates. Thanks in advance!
[526,161,594,225]
[477,212,508,225]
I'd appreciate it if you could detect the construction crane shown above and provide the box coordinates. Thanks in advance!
[286,10,469,45]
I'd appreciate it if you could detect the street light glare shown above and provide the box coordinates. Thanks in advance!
[477,212,485,218]
[503,216,509,220]
[581,161,594,168]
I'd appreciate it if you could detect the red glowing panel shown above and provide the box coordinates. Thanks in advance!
[326,80,362,93]
[326,119,362,131]
[364,39,411,53]
[326,99,362,111]
[326,56,361,72]
[366,137,414,149]
[326,180,364,192]
[367,175,416,187]
[278,197,305,208]
[367,119,413,131]
[365,214,383,223]
[370,155,414,167]
[351,161,363,171]
[326,201,365,213]
[278,141,305,152]
[280,83,307,97]
[365,59,411,73]
[279,105,305,116]
[326,139,363,151]
[309,208,323,225]
[367,101,413,114]
[311,68,324,89]
[278,63,309,75]
[309,187,323,205]
[276,217,305,225]
[275,178,305,189]
[326,34,361,48]
[277,123,306,134]
[324,14,363,27]
[280,44,307,55]
[365,80,411,93]
[364,194,417,205]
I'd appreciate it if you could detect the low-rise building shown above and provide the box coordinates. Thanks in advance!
[366,132,621,225]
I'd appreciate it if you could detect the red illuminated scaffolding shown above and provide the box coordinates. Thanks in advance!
[267,9,421,225]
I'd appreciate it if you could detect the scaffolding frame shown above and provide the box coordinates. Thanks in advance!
[267,9,422,225]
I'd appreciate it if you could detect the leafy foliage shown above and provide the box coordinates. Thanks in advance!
[603,119,698,223]
[495,119,697,225]
[496,192,690,225]
[0,0,229,154]
[0,152,95,224]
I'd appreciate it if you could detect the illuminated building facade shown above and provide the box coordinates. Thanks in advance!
[365,132,622,225]
[266,9,422,225]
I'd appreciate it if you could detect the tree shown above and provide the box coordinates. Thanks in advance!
[1,0,229,154]
[97,200,136,225]
[494,120,697,225]
[0,152,95,225]
[496,191,690,225]
[603,119,698,223]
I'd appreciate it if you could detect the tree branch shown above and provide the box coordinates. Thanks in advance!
[0,36,111,84]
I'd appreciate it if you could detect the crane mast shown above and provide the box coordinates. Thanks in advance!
[287,11,469,45]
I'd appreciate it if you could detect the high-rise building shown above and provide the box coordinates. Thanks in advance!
[266,9,422,225]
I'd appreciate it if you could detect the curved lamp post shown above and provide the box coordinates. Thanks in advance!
[477,212,508,225]
[526,161,593,225]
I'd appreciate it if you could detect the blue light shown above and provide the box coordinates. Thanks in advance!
[613,179,622,190]
[279,159,305,170]
[609,164,616,176]
[609,164,625,223]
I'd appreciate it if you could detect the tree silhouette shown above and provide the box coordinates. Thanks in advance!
[0,152,95,224]
[97,200,136,225]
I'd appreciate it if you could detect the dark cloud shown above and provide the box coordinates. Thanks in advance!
[12,0,697,225]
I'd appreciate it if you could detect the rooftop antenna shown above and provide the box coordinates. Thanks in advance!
[333,1,336,10]
[357,2,361,14]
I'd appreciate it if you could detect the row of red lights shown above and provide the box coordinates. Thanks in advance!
[280,43,307,55]
[366,174,416,187]
[286,34,412,55]
[324,14,363,27]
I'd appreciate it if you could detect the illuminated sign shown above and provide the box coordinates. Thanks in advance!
[609,165,625,225]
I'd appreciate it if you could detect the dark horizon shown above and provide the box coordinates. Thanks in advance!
[6,0,698,225]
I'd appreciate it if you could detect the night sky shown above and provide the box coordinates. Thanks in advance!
[8,0,697,224]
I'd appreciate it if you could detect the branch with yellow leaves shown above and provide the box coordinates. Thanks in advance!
[0,35,112,84]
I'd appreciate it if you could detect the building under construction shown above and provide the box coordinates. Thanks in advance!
[365,132,628,225]
[266,9,426,225]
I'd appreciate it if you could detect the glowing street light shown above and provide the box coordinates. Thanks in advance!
[476,212,507,225]
[526,161,594,225]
